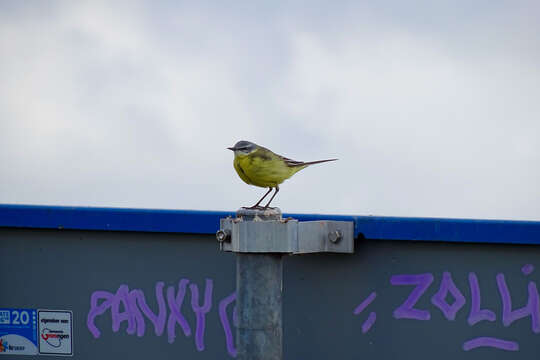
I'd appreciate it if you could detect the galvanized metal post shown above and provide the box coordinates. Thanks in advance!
[217,207,353,359]
[235,208,283,360]
[237,253,282,359]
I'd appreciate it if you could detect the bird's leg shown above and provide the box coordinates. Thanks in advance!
[249,187,273,208]
[263,185,279,208]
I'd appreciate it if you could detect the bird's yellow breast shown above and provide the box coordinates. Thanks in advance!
[233,151,304,188]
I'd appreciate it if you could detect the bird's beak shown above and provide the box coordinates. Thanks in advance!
[227,147,235,151]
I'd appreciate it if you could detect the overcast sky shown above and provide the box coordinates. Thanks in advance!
[1,1,539,220]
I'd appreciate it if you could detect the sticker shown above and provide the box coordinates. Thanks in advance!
[38,310,73,356]
[0,308,38,355]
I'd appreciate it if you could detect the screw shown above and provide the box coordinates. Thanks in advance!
[328,230,342,244]
[216,229,231,243]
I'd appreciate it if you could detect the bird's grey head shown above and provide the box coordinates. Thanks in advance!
[227,140,257,155]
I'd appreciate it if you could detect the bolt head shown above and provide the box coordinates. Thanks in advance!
[216,229,230,242]
[328,230,342,243]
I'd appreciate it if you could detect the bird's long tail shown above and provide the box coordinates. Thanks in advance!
[288,158,338,167]
[303,158,338,166]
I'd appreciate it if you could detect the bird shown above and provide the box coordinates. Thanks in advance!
[227,140,337,209]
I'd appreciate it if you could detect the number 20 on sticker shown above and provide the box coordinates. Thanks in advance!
[0,310,31,325]
[10,310,31,325]
[0,308,39,356]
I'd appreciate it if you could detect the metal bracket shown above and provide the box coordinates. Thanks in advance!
[218,216,354,254]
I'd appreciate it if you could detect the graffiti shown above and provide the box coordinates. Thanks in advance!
[166,279,191,343]
[390,273,433,320]
[353,264,538,352]
[467,272,496,325]
[497,273,539,331]
[353,292,377,333]
[431,272,466,321]
[462,337,519,351]
[87,278,237,357]
[88,265,538,356]
[218,292,238,357]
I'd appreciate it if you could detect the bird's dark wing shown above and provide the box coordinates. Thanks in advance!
[282,156,306,167]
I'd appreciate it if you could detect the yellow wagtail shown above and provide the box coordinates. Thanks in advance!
[227,140,337,208]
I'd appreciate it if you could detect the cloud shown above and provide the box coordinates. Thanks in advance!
[0,1,539,219]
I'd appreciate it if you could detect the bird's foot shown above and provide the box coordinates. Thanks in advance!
[243,205,266,210]
[242,205,277,210]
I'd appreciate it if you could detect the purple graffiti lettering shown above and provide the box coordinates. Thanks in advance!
[362,312,376,333]
[391,273,434,320]
[497,273,540,333]
[522,264,534,276]
[112,285,141,335]
[462,337,519,351]
[190,279,213,351]
[467,272,496,325]
[126,288,145,336]
[88,279,241,357]
[87,291,114,338]
[166,279,192,343]
[131,282,166,336]
[353,292,376,315]
[431,272,466,321]
[219,292,237,358]
[87,285,155,338]
[353,292,377,334]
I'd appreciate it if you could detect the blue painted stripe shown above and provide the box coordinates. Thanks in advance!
[352,216,540,245]
[1,204,539,245]
[0,204,235,234]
